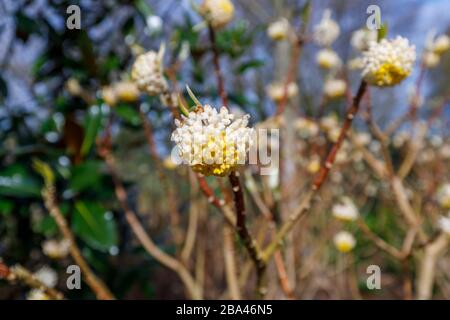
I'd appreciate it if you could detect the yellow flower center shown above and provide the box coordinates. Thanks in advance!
[336,242,354,253]
[191,132,240,177]
[218,0,234,15]
[373,63,410,86]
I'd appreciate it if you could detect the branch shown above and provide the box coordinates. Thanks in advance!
[229,171,266,295]
[208,24,228,107]
[223,224,241,299]
[262,80,368,262]
[98,143,202,299]
[41,186,115,300]
[0,261,64,300]
[416,233,449,299]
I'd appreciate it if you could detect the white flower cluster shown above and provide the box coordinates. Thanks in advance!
[323,78,347,99]
[27,265,59,300]
[438,214,450,236]
[423,32,450,68]
[361,36,416,87]
[200,0,234,29]
[266,82,298,102]
[267,18,290,41]
[131,47,167,96]
[332,197,359,222]
[34,265,58,288]
[42,239,71,259]
[333,231,356,253]
[313,9,340,47]
[102,81,140,106]
[171,105,253,177]
[316,49,342,70]
[294,117,319,138]
[436,183,450,209]
[351,28,377,52]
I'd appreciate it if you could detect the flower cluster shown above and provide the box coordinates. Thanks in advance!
[323,78,347,99]
[316,49,342,70]
[27,266,58,300]
[131,48,167,96]
[200,0,234,29]
[42,239,71,259]
[436,183,450,209]
[171,105,253,177]
[101,81,140,106]
[350,28,377,52]
[266,82,298,102]
[362,36,416,87]
[422,32,450,68]
[313,9,340,47]
[333,231,356,253]
[267,18,290,41]
[332,197,359,222]
[438,214,450,236]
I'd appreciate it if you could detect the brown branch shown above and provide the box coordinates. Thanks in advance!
[98,143,202,299]
[357,218,402,259]
[244,172,294,298]
[312,81,368,190]
[0,261,64,300]
[416,233,449,299]
[223,224,241,299]
[208,24,228,107]
[228,171,266,296]
[275,35,304,116]
[42,187,115,300]
[262,80,368,262]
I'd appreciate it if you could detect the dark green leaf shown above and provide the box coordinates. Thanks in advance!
[0,165,41,198]
[0,199,13,216]
[114,104,141,126]
[81,105,102,156]
[235,59,264,74]
[72,201,118,251]
[69,161,103,192]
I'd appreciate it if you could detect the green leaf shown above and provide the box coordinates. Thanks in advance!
[235,59,264,74]
[0,165,41,198]
[0,199,13,216]
[114,104,141,126]
[34,203,69,237]
[34,215,58,237]
[81,105,102,156]
[377,23,388,42]
[72,201,118,252]
[69,161,103,192]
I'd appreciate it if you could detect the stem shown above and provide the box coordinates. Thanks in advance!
[0,261,64,300]
[208,24,228,107]
[98,145,202,299]
[416,233,448,299]
[223,224,241,299]
[228,171,266,296]
[262,80,368,262]
[42,187,115,300]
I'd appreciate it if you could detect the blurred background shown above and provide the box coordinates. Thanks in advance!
[0,0,450,300]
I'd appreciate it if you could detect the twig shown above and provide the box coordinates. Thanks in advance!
[416,233,449,299]
[229,171,266,296]
[41,186,115,300]
[244,172,294,298]
[0,261,64,300]
[98,143,202,299]
[181,171,201,263]
[208,24,228,107]
[262,80,368,262]
[223,224,241,299]
[357,218,402,258]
